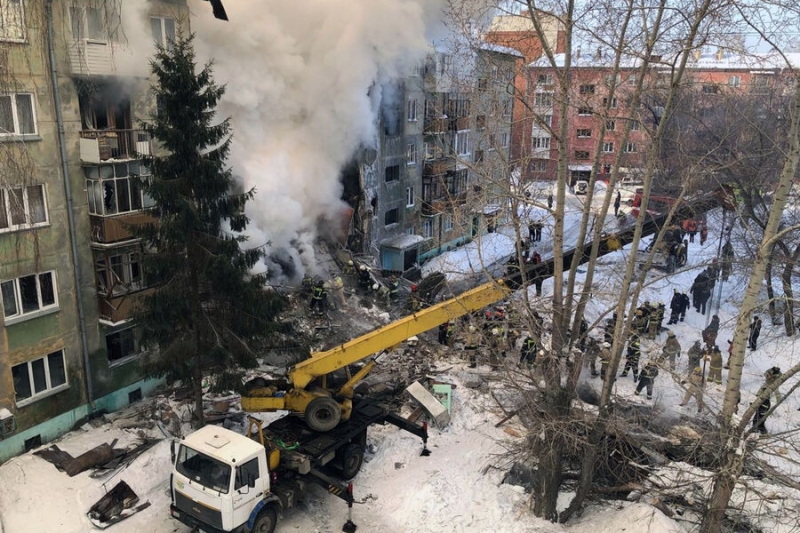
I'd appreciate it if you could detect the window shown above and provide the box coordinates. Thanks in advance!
[577,106,593,116]
[532,136,551,150]
[500,132,509,148]
[487,134,496,150]
[234,458,260,491]
[602,142,615,153]
[455,131,470,156]
[531,160,547,173]
[150,16,176,49]
[12,350,67,404]
[443,214,454,232]
[604,74,621,87]
[534,92,553,107]
[0,0,25,41]
[70,6,108,41]
[407,99,418,121]
[728,75,741,87]
[85,162,154,216]
[424,142,441,161]
[106,328,143,363]
[385,165,400,183]
[476,115,486,130]
[0,184,48,232]
[0,93,36,136]
[606,120,616,131]
[474,150,484,163]
[702,84,718,94]
[384,208,399,226]
[440,54,452,74]
[537,74,553,85]
[448,169,467,195]
[2,272,58,321]
[425,99,438,118]
[502,98,512,116]
[477,78,488,90]
[407,143,417,165]
[422,218,433,238]
[751,74,771,94]
[579,84,595,94]
[576,128,592,138]
[574,150,590,160]
[631,120,641,131]
[602,97,618,109]
[95,251,142,296]
[406,186,415,207]
[540,114,553,127]
[624,142,637,153]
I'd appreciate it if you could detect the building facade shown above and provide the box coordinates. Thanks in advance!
[0,0,188,463]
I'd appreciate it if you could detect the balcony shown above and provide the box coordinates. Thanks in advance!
[421,191,467,216]
[89,211,156,244]
[423,159,455,177]
[424,117,448,134]
[80,129,152,164]
[68,39,146,77]
[449,117,470,131]
[97,288,153,325]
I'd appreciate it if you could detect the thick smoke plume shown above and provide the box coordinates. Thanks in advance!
[190,0,445,280]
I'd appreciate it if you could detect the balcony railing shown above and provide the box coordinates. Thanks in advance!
[97,288,153,325]
[90,211,156,244]
[424,116,448,134]
[80,129,152,163]
[423,159,455,177]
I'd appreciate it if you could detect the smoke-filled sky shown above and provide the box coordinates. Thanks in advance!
[188,0,446,279]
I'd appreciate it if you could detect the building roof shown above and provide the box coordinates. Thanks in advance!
[529,49,800,70]
[479,42,524,58]
[381,234,425,249]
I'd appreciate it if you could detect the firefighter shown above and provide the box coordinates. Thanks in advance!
[632,309,648,335]
[301,272,314,293]
[647,303,664,338]
[464,325,479,368]
[357,265,371,289]
[309,279,327,315]
[388,276,399,301]
[329,274,346,308]
[749,315,763,351]
[620,332,641,380]
[680,366,705,413]
[661,330,681,371]
[585,337,600,376]
[409,284,422,312]
[753,366,783,435]
[489,325,507,369]
[705,344,723,385]
[635,360,659,400]
[438,321,452,346]
[599,341,612,379]
[721,241,734,281]
[520,335,538,367]
[702,315,720,347]
[687,340,703,375]
[668,289,682,325]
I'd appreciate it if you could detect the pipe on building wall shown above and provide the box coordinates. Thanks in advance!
[45,0,94,405]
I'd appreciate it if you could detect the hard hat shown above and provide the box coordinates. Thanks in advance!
[348,260,354,266]
[667,331,675,337]
[372,283,379,291]
[407,336,419,346]
[360,265,367,271]
[636,310,643,316]
[411,284,418,292]
[469,325,477,332]
[694,366,702,373]
[602,342,611,348]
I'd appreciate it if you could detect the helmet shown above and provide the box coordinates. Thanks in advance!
[602,342,611,348]
[360,265,367,271]
[372,283,379,291]
[636,310,643,316]
[694,366,702,373]
[315,279,324,287]
[667,331,675,337]
[348,260,354,266]
[469,325,477,332]
[411,284,418,292]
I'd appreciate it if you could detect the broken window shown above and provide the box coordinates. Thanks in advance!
[106,328,142,363]
[1,272,58,320]
[384,208,399,226]
[12,350,67,404]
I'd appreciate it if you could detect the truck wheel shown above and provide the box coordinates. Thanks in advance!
[306,397,341,432]
[340,443,365,479]
[252,505,277,533]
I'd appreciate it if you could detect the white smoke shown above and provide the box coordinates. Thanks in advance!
[190,0,445,280]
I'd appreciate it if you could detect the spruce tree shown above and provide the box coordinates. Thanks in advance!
[135,34,284,426]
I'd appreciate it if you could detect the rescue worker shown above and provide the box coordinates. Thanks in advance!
[678,291,691,322]
[599,341,612,379]
[705,344,723,385]
[691,270,712,315]
[520,335,538,367]
[357,265,371,289]
[438,321,452,346]
[309,279,327,315]
[753,366,782,435]
[388,276,399,301]
[585,337,600,376]
[687,340,703,375]
[344,259,356,275]
[409,284,422,312]
[721,241,734,281]
[620,332,641,380]
[702,315,720,347]
[661,330,681,371]
[749,315,762,351]
[489,325,507,368]
[529,249,542,265]
[648,303,664,338]
[683,218,697,242]
[724,339,734,369]
[614,191,621,217]
[635,360,659,399]
[632,309,648,336]
[301,272,314,293]
[668,289,682,324]
[699,222,708,245]
[464,325,479,368]
[329,274,346,308]
[680,366,705,413]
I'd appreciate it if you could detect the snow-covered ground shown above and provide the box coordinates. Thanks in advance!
[2,193,799,533]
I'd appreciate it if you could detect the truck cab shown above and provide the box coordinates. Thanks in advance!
[170,425,278,533]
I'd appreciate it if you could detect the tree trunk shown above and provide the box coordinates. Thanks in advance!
[701,445,744,533]
[765,258,777,323]
[534,428,563,522]
[781,260,795,336]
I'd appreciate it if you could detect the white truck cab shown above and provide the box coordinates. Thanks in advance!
[170,426,279,533]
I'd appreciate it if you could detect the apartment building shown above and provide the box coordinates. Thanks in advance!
[0,0,188,462]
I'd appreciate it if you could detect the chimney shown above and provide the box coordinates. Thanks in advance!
[715,48,724,60]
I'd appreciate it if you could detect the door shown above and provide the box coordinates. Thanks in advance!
[231,456,268,529]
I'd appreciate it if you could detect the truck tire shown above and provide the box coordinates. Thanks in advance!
[340,443,365,479]
[306,396,341,432]
[252,505,277,533]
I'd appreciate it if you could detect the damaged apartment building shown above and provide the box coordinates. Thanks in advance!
[0,0,188,462]
[344,43,519,274]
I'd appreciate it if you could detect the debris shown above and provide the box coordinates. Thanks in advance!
[432,383,453,415]
[87,480,151,529]
[405,381,450,427]
[43,443,115,477]
[494,411,519,428]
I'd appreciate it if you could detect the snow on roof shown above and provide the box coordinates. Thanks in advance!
[181,425,263,463]
[530,49,800,70]
[479,42,523,58]
[381,234,424,249]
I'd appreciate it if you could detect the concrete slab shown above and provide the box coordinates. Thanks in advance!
[406,381,450,427]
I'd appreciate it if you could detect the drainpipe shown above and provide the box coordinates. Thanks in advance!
[45,0,94,406]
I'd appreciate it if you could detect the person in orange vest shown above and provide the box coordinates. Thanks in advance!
[682,218,698,243]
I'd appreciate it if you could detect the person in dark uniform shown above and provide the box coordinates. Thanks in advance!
[520,335,538,367]
[620,332,641,380]
[753,367,782,435]
[309,280,327,315]
[635,360,659,399]
[749,315,763,351]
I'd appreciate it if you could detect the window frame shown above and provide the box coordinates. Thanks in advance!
[534,92,553,107]
[574,150,590,160]
[1,271,59,324]
[12,350,69,406]
[443,214,454,232]
[728,75,741,88]
[536,73,554,85]
[406,186,415,208]
[70,5,109,42]
[106,327,144,366]
[406,99,418,122]
[577,106,593,116]
[579,84,595,95]
[150,16,176,50]
[454,131,470,156]
[0,0,25,42]
[606,120,616,131]
[624,142,637,153]
[500,132,509,149]
[385,164,400,183]
[576,128,592,138]
[422,218,434,238]
[0,92,38,137]
[406,143,417,165]
[602,96,618,109]
[602,142,615,153]
[0,184,49,233]
[384,208,399,227]
[95,250,143,296]
[532,136,551,150]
